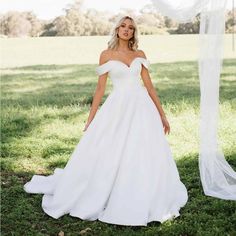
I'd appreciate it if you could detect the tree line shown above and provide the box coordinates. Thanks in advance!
[0,0,235,37]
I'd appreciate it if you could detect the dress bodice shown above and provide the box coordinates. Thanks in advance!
[95,57,150,90]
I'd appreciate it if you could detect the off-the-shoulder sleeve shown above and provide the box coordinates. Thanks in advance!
[95,61,110,76]
[140,58,151,71]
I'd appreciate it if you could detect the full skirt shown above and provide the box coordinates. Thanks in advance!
[24,86,188,226]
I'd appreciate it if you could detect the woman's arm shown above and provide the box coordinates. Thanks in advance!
[138,50,170,134]
[83,50,109,131]
[138,50,166,118]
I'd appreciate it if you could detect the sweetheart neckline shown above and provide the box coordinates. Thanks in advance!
[102,57,146,68]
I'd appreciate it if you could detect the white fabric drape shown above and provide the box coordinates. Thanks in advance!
[199,0,236,200]
[152,0,209,23]
[151,0,236,200]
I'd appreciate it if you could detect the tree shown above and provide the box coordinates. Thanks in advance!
[1,0,233,37]
[164,16,178,28]
[52,0,88,36]
[0,11,42,37]
[225,9,236,33]
[0,11,31,37]
[85,9,111,35]
[22,12,43,36]
[175,14,200,34]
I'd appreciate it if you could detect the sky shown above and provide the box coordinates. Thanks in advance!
[0,0,151,20]
[0,0,234,20]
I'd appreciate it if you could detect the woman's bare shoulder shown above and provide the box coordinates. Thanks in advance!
[98,49,113,64]
[136,49,147,58]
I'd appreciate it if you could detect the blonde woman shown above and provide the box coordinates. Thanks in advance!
[24,16,188,226]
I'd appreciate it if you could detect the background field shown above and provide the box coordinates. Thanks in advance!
[1,35,236,235]
[1,34,235,68]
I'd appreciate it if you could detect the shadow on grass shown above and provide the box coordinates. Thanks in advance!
[1,114,43,153]
[2,59,235,150]
[2,60,235,111]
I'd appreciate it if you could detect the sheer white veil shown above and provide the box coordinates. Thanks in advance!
[151,0,236,200]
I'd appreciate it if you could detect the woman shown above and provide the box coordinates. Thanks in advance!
[83,16,170,134]
[24,15,188,226]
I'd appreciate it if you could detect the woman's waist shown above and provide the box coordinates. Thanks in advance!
[111,83,148,93]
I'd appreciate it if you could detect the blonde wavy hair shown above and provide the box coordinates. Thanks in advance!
[107,16,139,51]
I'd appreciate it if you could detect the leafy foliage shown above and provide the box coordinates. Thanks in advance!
[1,1,235,37]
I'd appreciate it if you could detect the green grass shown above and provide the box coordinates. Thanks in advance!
[1,59,236,236]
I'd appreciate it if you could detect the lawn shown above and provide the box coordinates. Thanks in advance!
[1,34,234,68]
[1,36,236,235]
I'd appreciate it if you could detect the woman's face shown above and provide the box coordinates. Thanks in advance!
[117,18,135,41]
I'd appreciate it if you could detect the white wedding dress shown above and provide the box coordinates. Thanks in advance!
[24,57,188,226]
